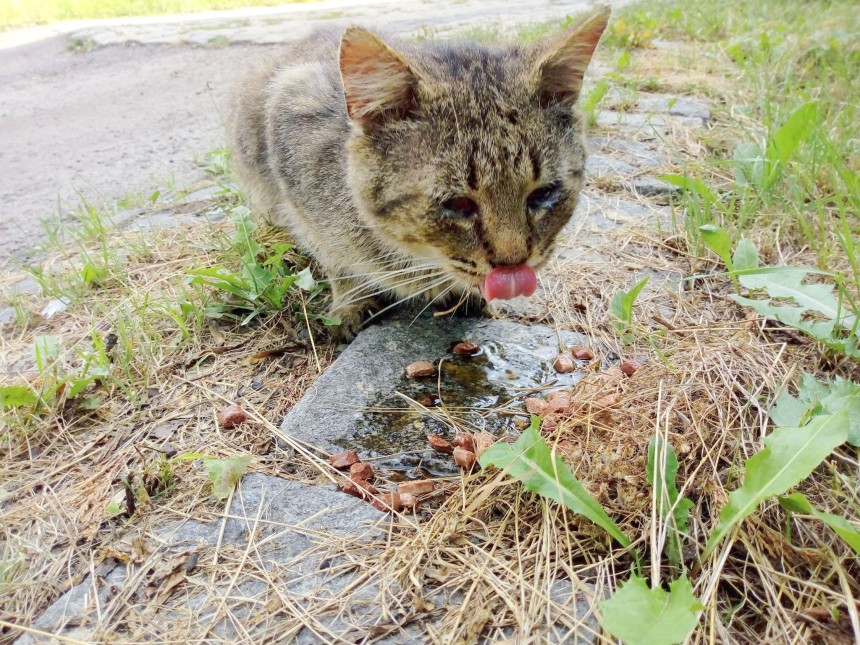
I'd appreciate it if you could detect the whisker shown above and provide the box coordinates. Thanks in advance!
[335,271,448,310]
[411,283,456,324]
[363,276,454,325]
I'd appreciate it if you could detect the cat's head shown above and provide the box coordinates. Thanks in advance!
[338,8,609,300]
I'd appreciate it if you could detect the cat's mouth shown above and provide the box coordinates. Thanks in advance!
[482,264,538,301]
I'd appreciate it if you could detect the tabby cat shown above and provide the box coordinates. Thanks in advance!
[229,7,610,338]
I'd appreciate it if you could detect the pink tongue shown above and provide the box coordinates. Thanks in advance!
[483,265,537,301]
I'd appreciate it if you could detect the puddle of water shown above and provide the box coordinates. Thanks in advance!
[335,340,586,477]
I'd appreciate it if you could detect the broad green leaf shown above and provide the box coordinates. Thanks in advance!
[779,493,860,555]
[698,224,733,271]
[647,437,693,567]
[480,417,630,546]
[599,574,703,645]
[772,374,860,446]
[205,455,252,501]
[738,266,852,327]
[0,385,40,409]
[703,411,849,559]
[295,267,317,291]
[732,239,759,273]
[730,294,859,358]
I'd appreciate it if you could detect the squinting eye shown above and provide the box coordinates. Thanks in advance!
[526,183,563,211]
[440,196,479,218]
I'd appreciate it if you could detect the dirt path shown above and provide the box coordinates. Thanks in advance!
[0,38,262,262]
[0,0,623,263]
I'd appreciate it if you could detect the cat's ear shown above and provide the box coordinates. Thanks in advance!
[339,27,418,125]
[531,6,610,107]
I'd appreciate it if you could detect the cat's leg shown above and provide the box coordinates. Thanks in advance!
[328,277,381,341]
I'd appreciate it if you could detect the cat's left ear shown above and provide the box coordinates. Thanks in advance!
[339,27,419,126]
[531,6,610,107]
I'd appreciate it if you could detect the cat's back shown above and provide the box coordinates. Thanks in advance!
[228,28,347,216]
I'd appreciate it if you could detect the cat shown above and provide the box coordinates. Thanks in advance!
[229,7,610,339]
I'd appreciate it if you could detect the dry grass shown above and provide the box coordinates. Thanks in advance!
[2,9,860,645]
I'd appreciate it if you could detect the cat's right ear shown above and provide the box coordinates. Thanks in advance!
[339,28,418,126]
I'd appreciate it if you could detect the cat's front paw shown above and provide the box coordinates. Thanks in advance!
[329,298,380,342]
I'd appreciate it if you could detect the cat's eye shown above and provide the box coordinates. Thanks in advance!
[526,183,563,212]
[441,196,479,218]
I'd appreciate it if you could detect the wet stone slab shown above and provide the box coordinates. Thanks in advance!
[280,314,589,477]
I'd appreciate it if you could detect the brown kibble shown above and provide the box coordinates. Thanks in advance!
[473,432,496,457]
[341,478,378,500]
[452,340,481,356]
[453,447,477,470]
[427,433,453,453]
[621,360,643,376]
[406,360,435,378]
[553,353,575,373]
[416,394,439,407]
[329,450,360,469]
[217,404,247,429]
[350,462,374,482]
[399,493,419,510]
[452,433,475,453]
[371,492,402,512]
[525,397,549,416]
[397,479,436,496]
[571,344,594,361]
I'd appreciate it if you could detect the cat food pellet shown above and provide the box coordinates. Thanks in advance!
[406,360,435,378]
[217,404,247,429]
[452,432,475,453]
[427,433,453,453]
[371,492,402,512]
[397,479,436,495]
[553,353,575,373]
[329,450,360,469]
[452,340,481,355]
[399,493,419,510]
[416,394,439,407]
[621,360,643,376]
[350,462,374,481]
[453,447,477,470]
[473,432,497,457]
[525,397,549,416]
[571,344,595,360]
[342,478,377,499]
[545,390,571,413]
